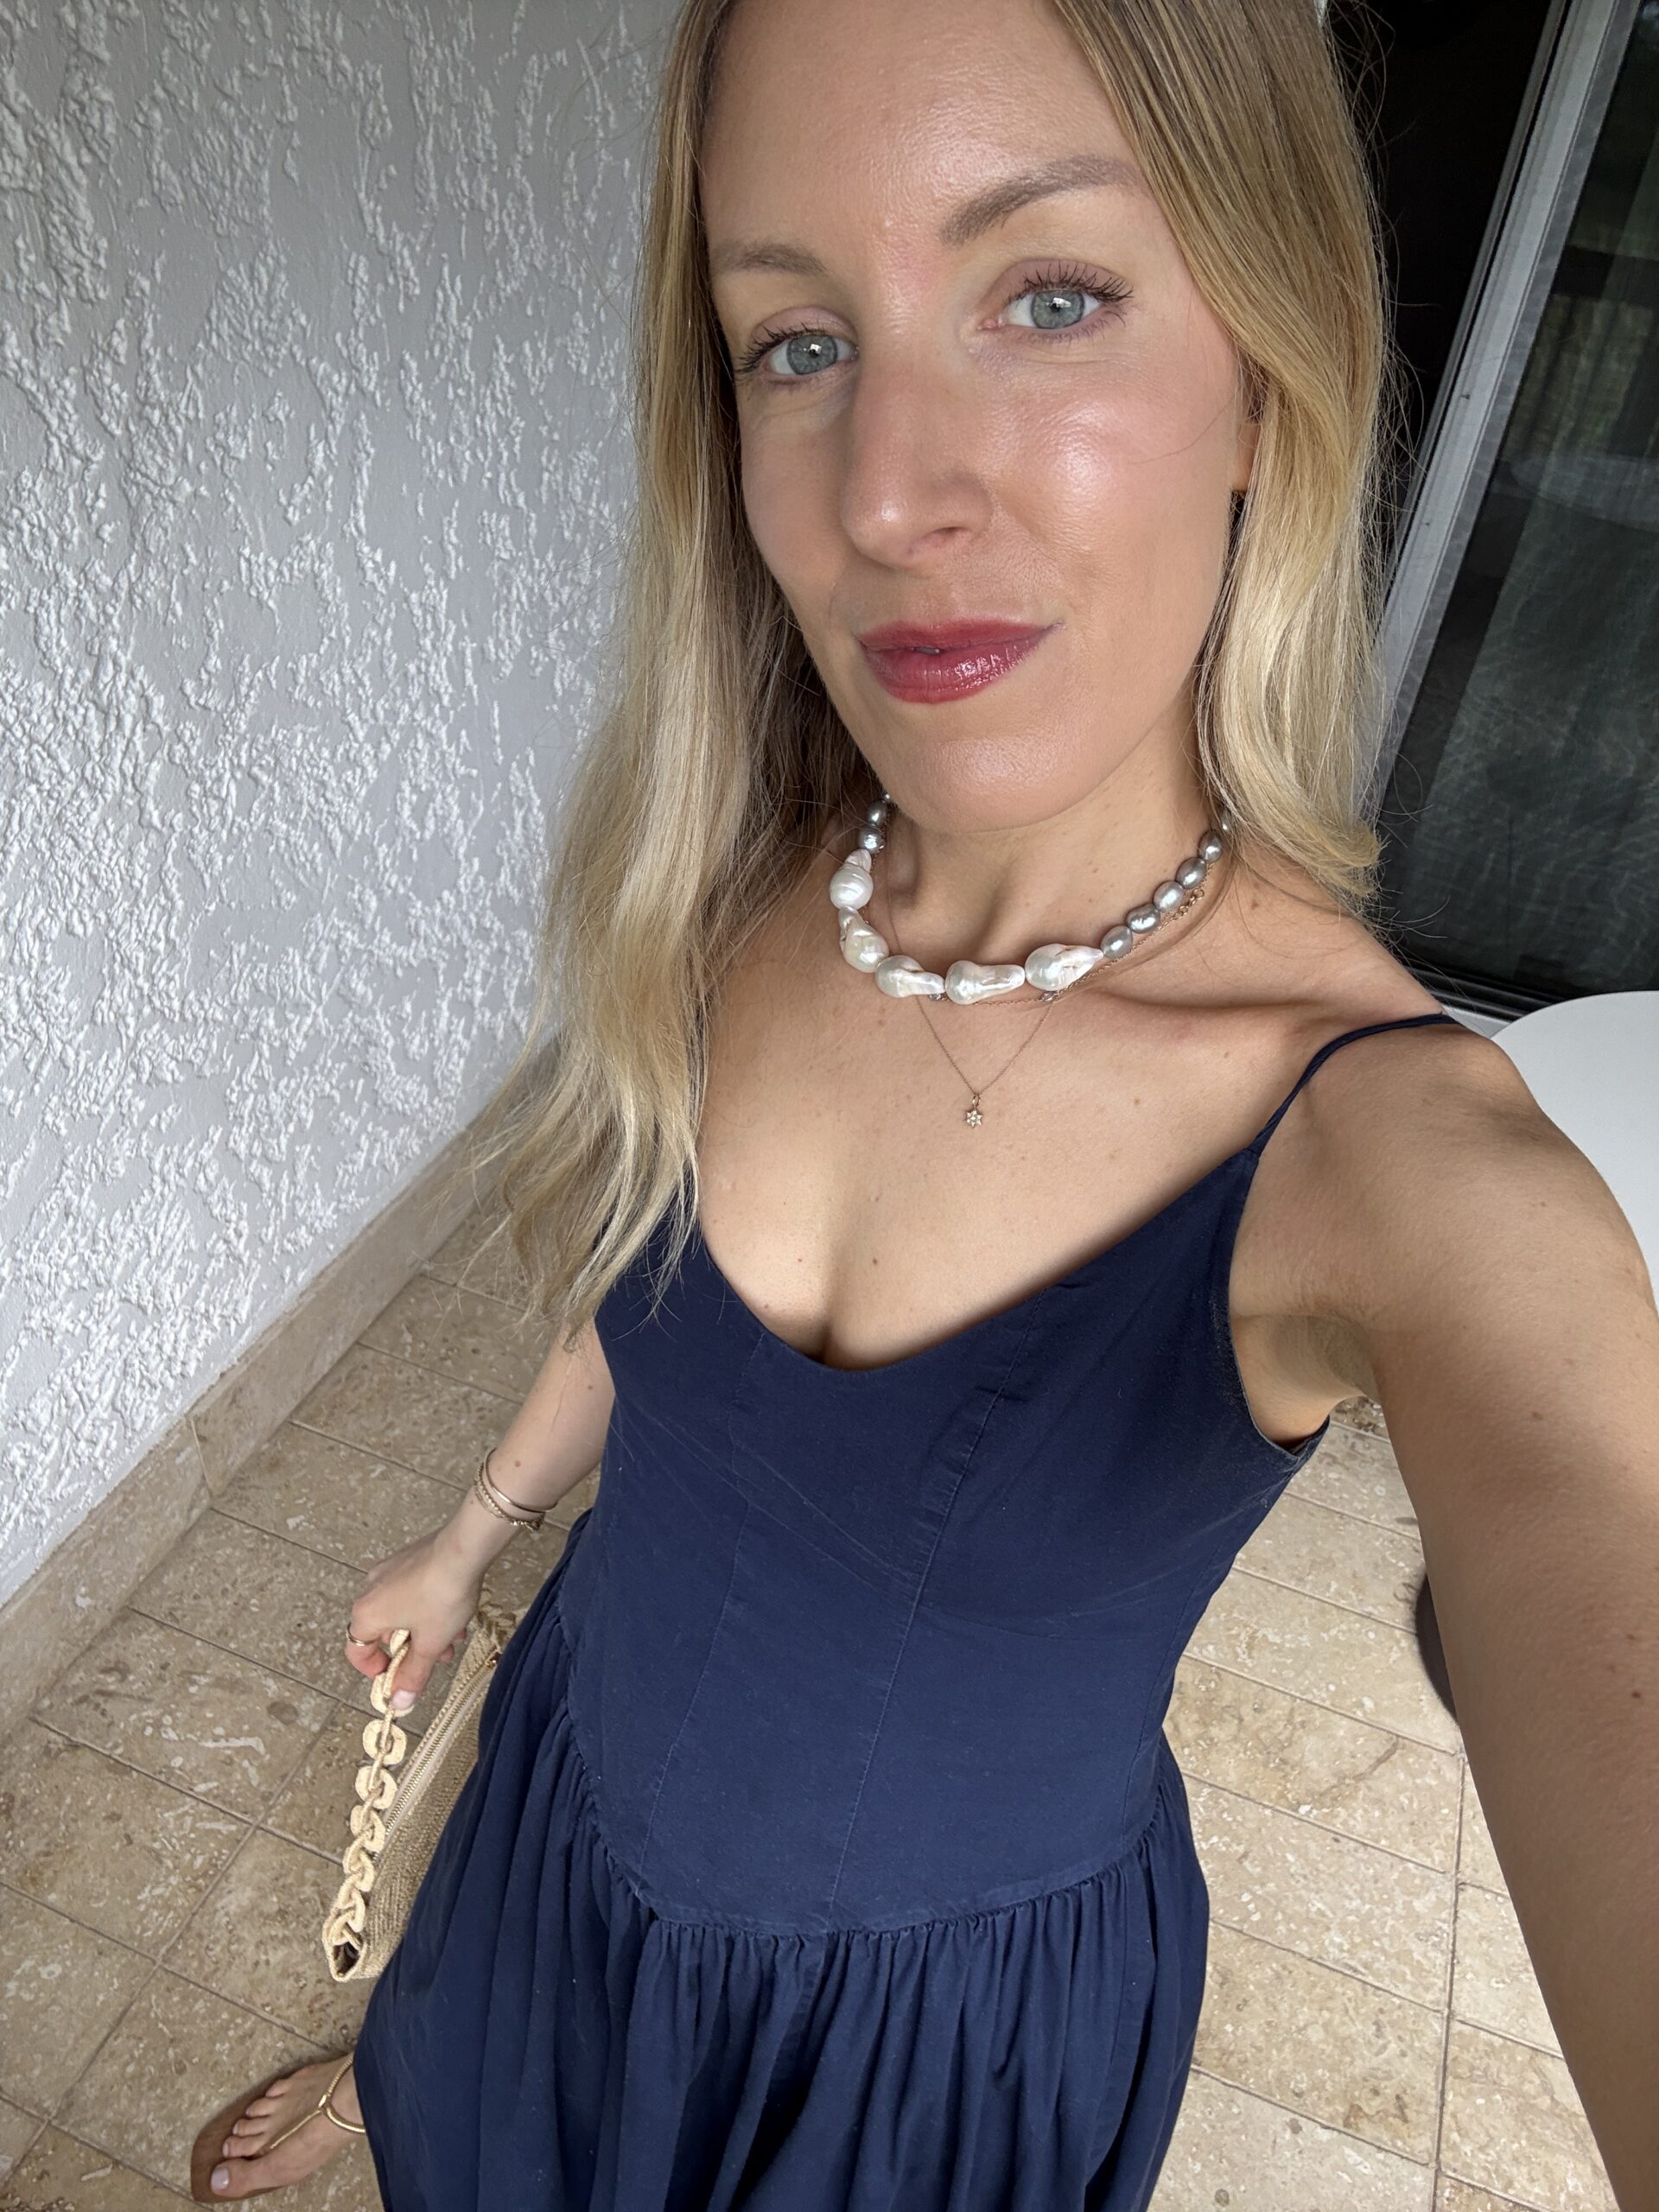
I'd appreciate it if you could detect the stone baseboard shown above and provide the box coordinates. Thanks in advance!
[0,1120,497,1746]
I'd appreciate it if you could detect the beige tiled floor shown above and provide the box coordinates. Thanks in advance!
[0,1209,1612,2209]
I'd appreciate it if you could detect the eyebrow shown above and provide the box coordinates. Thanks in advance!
[708,153,1150,281]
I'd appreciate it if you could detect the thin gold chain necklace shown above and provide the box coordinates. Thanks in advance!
[854,799,1230,1127]
[877,893,1063,1127]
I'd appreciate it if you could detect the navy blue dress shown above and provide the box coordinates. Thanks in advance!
[353,1011,1459,2210]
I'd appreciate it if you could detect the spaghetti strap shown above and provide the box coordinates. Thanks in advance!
[1253,1009,1464,1150]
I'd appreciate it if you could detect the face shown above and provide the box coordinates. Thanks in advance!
[702,0,1258,830]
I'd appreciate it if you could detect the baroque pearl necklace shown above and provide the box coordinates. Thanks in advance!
[831,791,1230,1000]
[830,792,1232,1126]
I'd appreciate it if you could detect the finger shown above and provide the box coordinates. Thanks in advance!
[388,1642,456,1708]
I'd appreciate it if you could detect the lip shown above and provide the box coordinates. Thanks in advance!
[858,619,1058,704]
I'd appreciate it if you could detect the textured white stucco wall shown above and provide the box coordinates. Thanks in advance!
[0,0,664,1608]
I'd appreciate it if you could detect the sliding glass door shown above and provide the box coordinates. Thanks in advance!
[1374,0,1657,1017]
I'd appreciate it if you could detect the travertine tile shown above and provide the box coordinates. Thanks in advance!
[1187,1779,1452,2008]
[288,1344,509,1490]
[1436,2179,1533,2210]
[129,1511,366,1700]
[1235,1491,1424,1630]
[1333,1395,1389,1440]
[1295,1420,1416,1530]
[0,1891,152,2116]
[1150,2066,1435,2209]
[1189,1569,1462,1753]
[0,2124,188,2209]
[1193,1920,1444,2163]
[0,2097,43,2180]
[214,1423,472,1573]
[1452,1882,1558,2056]
[357,1274,550,1402]
[423,1205,527,1308]
[55,1967,327,2196]
[0,1725,246,1954]
[1167,1657,1462,1872]
[168,1827,374,2050]
[32,1609,334,1820]
[1458,1762,1507,1894]
[1440,2019,1615,2209]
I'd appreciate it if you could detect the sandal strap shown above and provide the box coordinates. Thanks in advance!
[320,2052,368,2137]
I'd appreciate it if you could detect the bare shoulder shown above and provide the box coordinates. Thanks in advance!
[1291,1004,1654,1339]
[1281,1007,1659,1573]
[1212,860,1652,1413]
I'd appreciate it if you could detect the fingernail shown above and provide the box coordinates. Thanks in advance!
[391,1689,416,1711]
[211,2166,230,2191]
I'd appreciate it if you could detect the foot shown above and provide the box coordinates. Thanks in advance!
[207,2056,364,2198]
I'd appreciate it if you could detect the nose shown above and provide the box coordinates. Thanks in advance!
[836,350,995,571]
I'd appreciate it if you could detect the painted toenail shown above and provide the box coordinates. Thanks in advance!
[211,2166,230,2190]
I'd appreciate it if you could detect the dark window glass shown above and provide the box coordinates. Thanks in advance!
[1377,7,1659,1013]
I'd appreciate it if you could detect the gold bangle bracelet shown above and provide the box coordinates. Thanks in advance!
[471,1463,533,1532]
[473,1451,545,1531]
[482,1448,544,1523]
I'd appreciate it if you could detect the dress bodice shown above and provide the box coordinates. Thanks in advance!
[554,1012,1459,1937]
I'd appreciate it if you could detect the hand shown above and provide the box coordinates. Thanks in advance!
[345,1528,486,1711]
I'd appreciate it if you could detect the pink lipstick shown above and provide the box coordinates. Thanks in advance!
[858,619,1057,703]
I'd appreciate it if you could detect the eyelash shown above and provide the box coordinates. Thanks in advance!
[731,261,1131,381]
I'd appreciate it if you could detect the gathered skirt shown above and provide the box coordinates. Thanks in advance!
[351,1523,1210,2210]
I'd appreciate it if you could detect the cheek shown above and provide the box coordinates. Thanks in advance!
[1027,386,1234,643]
[740,435,833,597]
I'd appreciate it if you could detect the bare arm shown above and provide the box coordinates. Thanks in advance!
[1309,1036,1659,2209]
[439,1313,616,1574]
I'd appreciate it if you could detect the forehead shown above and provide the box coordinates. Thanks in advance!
[700,0,1150,255]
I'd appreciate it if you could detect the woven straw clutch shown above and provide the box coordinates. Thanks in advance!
[321,1596,523,1982]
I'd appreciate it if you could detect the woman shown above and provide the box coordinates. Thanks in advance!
[192,0,1659,2204]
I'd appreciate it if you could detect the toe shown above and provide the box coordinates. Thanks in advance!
[213,2153,270,2199]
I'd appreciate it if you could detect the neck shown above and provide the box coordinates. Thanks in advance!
[867,748,1217,973]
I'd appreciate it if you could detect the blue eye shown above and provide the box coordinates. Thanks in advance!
[732,263,1131,383]
[1002,266,1131,334]
[735,329,855,381]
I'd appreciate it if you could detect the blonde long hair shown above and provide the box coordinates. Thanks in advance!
[455,0,1403,1345]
